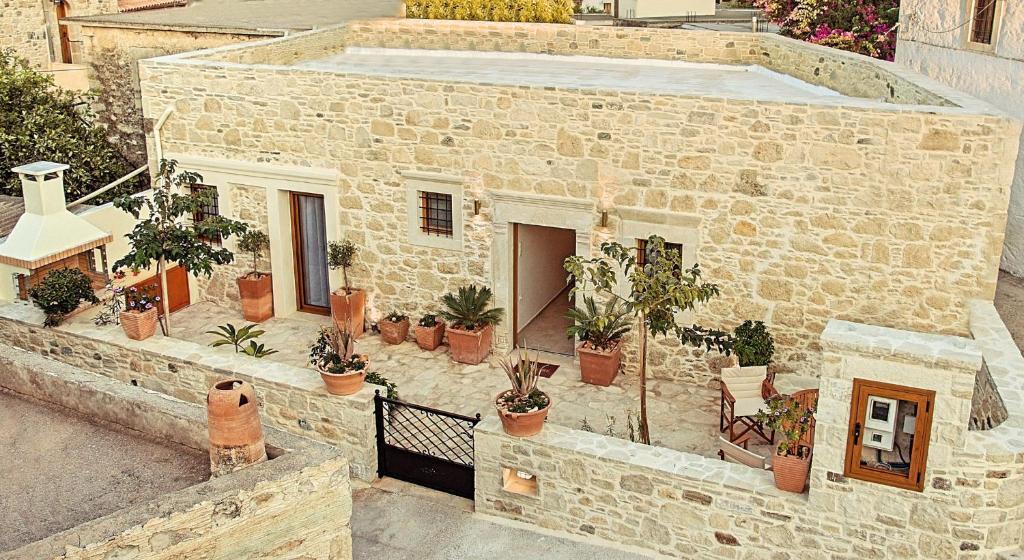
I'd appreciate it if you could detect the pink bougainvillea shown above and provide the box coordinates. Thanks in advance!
[756,0,899,60]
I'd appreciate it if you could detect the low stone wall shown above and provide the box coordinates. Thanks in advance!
[0,345,353,560]
[0,304,378,481]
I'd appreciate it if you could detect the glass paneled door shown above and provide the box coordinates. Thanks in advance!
[290,192,330,314]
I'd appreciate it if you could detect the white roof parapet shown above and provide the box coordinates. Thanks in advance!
[821,319,983,373]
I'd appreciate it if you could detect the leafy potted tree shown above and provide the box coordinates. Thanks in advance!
[496,347,551,437]
[440,285,503,365]
[113,160,247,335]
[734,320,774,376]
[328,240,365,339]
[236,230,273,322]
[756,394,815,493]
[565,235,731,444]
[414,313,445,351]
[567,295,632,386]
[379,311,409,345]
[28,267,99,327]
[309,322,369,396]
[119,283,160,340]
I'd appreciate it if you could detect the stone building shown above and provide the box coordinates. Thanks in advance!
[897,0,1024,276]
[137,20,1021,384]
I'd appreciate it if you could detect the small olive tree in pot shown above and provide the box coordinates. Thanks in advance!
[236,230,273,322]
[328,240,365,338]
[565,235,732,444]
[113,160,248,335]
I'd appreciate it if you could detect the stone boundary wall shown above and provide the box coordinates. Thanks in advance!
[971,363,1009,430]
[0,345,353,560]
[476,314,1024,559]
[2,0,49,68]
[0,304,379,481]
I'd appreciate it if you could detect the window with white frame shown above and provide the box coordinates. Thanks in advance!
[404,172,463,251]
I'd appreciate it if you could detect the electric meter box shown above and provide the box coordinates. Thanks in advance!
[863,395,898,451]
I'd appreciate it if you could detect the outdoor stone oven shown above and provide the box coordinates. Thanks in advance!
[0,162,111,301]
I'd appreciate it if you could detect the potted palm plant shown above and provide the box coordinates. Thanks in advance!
[756,394,815,493]
[236,230,273,322]
[309,321,369,396]
[379,311,409,345]
[567,295,632,386]
[414,313,445,351]
[328,240,365,338]
[496,347,551,437]
[119,283,160,341]
[439,285,503,365]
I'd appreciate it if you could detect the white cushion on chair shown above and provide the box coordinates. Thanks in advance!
[733,396,766,418]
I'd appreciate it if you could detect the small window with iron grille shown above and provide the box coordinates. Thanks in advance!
[636,238,683,271]
[419,191,454,238]
[190,184,221,245]
[969,0,999,45]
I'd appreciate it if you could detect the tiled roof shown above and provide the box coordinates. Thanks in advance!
[0,196,25,239]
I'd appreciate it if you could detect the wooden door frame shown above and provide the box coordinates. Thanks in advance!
[289,192,329,315]
[56,2,72,64]
[512,223,519,344]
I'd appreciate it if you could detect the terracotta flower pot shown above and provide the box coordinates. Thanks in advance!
[577,341,622,386]
[496,390,552,437]
[379,317,410,345]
[121,307,158,340]
[772,451,811,493]
[447,324,493,365]
[415,321,445,351]
[317,355,369,396]
[206,378,266,476]
[237,273,273,323]
[330,288,365,339]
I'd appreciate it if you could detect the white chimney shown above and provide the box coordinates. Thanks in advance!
[0,161,112,270]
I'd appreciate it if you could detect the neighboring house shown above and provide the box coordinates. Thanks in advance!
[136,20,1020,385]
[614,0,716,18]
[60,0,403,167]
[896,0,1024,275]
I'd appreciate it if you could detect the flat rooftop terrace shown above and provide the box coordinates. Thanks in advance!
[298,48,844,103]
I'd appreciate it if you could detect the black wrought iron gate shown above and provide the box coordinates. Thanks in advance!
[374,391,481,499]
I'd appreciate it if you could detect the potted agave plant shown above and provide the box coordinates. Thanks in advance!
[119,283,160,341]
[414,313,445,351]
[236,230,273,322]
[756,394,815,493]
[567,296,632,386]
[379,311,409,345]
[496,347,552,437]
[439,285,503,365]
[309,321,369,396]
[328,240,365,339]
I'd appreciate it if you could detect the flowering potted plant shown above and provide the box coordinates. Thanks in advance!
[756,394,815,493]
[414,313,445,351]
[495,347,551,437]
[439,285,503,365]
[309,321,368,396]
[567,296,631,386]
[236,230,273,322]
[328,240,365,338]
[120,283,160,340]
[379,311,409,345]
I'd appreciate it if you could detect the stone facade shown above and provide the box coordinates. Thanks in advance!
[0,303,379,481]
[0,344,353,560]
[138,20,1021,385]
[897,0,1024,276]
[2,0,49,67]
[476,307,1024,559]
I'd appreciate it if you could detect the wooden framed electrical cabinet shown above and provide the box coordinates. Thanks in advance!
[844,379,935,492]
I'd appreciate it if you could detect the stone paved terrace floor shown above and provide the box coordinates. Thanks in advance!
[0,389,209,552]
[167,301,736,455]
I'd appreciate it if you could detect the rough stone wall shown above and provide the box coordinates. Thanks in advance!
[1,0,49,67]
[476,317,1024,559]
[68,24,278,167]
[200,183,272,304]
[971,363,1009,430]
[138,25,1020,383]
[0,307,379,481]
[896,0,1024,275]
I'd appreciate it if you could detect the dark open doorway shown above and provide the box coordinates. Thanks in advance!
[513,224,576,355]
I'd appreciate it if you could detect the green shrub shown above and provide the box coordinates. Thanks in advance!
[406,0,575,23]
[29,268,99,326]
[733,320,774,367]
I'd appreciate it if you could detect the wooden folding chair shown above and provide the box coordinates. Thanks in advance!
[720,366,777,445]
[790,388,818,450]
[717,436,771,470]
